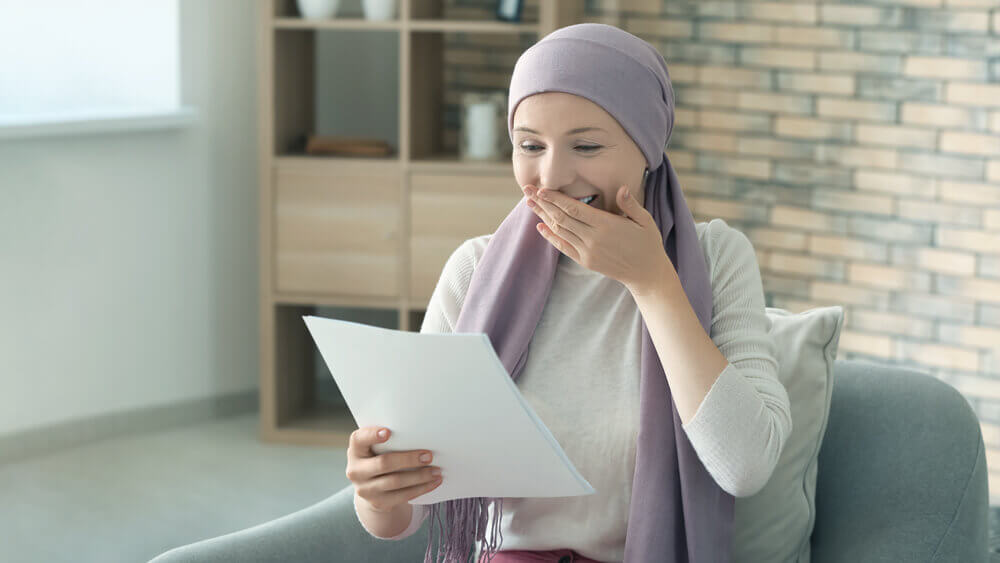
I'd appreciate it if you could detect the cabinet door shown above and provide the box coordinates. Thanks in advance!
[275,163,401,298]
[409,172,522,304]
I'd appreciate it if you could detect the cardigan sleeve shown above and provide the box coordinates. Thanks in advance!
[680,219,793,498]
[355,237,484,540]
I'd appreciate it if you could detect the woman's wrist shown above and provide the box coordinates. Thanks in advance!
[354,491,414,539]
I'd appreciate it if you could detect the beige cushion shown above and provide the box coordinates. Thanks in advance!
[732,305,845,563]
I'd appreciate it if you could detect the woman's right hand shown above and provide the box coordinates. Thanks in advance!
[346,426,444,513]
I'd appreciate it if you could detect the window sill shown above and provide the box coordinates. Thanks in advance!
[0,107,198,140]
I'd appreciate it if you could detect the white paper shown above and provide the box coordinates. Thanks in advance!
[302,315,595,505]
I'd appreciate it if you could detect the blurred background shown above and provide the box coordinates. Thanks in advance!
[1,0,999,561]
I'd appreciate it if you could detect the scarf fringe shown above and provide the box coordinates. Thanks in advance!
[423,497,504,563]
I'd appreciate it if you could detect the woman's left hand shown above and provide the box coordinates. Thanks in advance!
[524,184,677,297]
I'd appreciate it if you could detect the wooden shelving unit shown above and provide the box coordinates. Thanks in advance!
[256,0,580,446]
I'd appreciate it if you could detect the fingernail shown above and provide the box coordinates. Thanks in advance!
[431,468,442,477]
[420,453,432,463]
[377,429,387,439]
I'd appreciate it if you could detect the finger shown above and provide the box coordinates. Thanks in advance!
[618,186,654,228]
[368,464,443,495]
[358,447,436,482]
[529,193,587,249]
[362,472,444,512]
[349,426,388,460]
[537,221,581,263]
[535,188,597,230]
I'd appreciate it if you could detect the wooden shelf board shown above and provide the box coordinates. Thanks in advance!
[407,20,539,34]
[273,18,538,34]
[275,154,401,169]
[273,293,403,309]
[274,17,402,31]
[407,154,512,175]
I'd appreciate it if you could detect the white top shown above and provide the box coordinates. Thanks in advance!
[355,218,792,562]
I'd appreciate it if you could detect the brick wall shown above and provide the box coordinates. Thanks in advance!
[443,0,1000,503]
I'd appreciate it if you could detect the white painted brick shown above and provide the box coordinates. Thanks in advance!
[740,47,817,70]
[901,102,976,128]
[777,72,855,95]
[914,9,991,32]
[820,5,903,26]
[898,152,985,180]
[897,198,981,226]
[698,22,774,44]
[940,132,1000,157]
[626,18,694,39]
[918,248,977,276]
[812,188,895,215]
[984,209,1000,230]
[946,83,1000,108]
[674,87,740,109]
[739,91,814,114]
[742,2,818,24]
[775,117,852,141]
[817,97,897,122]
[938,180,1000,205]
[808,234,889,261]
[698,65,773,89]
[819,51,903,74]
[698,110,771,133]
[774,26,854,48]
[855,124,937,149]
[815,145,899,169]
[903,56,989,80]
[988,160,1000,183]
[936,226,1000,253]
[854,170,938,198]
[838,329,893,358]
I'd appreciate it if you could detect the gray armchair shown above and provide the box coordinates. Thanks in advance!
[150,359,992,562]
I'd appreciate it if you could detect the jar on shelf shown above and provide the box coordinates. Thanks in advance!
[459,91,509,162]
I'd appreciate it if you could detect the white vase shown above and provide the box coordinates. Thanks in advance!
[297,0,340,19]
[362,0,397,21]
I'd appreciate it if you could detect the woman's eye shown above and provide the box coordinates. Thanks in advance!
[519,145,601,153]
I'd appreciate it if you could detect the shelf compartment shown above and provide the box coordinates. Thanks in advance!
[274,163,402,297]
[409,29,529,162]
[264,302,402,447]
[408,171,521,302]
[273,28,399,158]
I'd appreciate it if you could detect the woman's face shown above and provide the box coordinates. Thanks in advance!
[511,91,648,216]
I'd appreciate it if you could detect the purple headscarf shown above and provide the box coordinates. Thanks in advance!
[422,23,733,563]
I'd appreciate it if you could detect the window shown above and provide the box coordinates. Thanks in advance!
[0,0,193,137]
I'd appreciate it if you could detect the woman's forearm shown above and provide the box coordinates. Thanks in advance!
[354,491,413,539]
[630,273,729,426]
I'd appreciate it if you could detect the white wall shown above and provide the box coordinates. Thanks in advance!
[0,0,259,435]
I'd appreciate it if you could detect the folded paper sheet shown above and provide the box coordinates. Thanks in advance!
[303,315,595,505]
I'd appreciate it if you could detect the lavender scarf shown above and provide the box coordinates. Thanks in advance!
[423,23,733,563]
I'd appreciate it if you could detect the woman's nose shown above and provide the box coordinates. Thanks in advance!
[538,155,573,192]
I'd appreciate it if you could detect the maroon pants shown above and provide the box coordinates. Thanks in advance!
[478,548,603,562]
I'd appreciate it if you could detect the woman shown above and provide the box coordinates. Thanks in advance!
[352,23,792,563]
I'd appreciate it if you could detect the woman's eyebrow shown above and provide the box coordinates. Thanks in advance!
[513,126,607,135]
